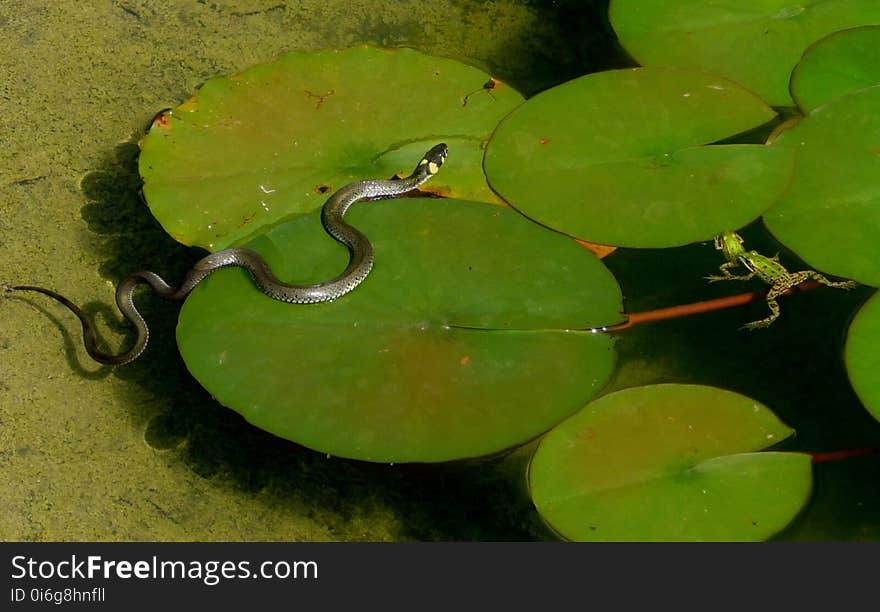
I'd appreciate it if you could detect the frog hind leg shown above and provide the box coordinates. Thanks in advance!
[741,300,781,330]
[805,271,859,290]
[741,271,812,330]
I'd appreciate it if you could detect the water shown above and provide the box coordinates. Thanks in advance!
[2,1,877,541]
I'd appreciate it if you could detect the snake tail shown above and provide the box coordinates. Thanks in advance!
[9,273,182,365]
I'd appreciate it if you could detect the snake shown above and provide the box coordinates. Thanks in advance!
[7,143,448,366]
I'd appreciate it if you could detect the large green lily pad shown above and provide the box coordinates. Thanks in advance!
[764,85,880,287]
[484,67,794,248]
[529,384,812,541]
[139,47,524,251]
[790,26,880,113]
[609,0,880,106]
[177,199,622,463]
[845,292,880,424]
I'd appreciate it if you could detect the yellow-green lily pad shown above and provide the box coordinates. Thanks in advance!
[529,384,812,541]
[609,0,880,106]
[845,291,880,424]
[177,199,623,463]
[790,26,880,113]
[139,47,523,251]
[484,68,794,248]
[764,86,880,286]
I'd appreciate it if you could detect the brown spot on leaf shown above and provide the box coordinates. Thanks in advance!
[304,89,336,110]
[315,184,331,194]
[575,239,616,259]
[238,211,257,228]
[148,109,172,131]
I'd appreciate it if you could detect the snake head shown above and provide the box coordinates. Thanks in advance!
[417,143,448,176]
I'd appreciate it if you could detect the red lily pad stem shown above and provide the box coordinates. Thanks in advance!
[601,281,823,332]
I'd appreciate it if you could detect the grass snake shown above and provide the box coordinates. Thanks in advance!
[6,143,448,365]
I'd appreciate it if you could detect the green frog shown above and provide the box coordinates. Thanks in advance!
[707,231,857,329]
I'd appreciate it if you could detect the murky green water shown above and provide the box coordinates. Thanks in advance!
[1,0,622,541]
[2,1,877,541]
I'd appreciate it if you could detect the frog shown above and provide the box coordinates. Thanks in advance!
[706,231,858,329]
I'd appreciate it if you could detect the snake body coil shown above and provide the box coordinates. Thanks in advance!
[9,143,448,365]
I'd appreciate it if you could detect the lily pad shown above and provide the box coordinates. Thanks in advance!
[609,0,880,106]
[528,384,812,541]
[764,85,880,286]
[177,199,623,463]
[484,67,794,248]
[790,26,880,114]
[845,292,880,424]
[139,47,524,251]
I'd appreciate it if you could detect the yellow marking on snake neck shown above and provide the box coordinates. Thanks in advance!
[428,161,439,174]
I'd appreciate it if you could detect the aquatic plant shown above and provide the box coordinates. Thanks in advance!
[123,18,880,538]
[141,25,880,539]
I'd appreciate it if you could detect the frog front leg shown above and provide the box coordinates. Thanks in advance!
[705,260,755,283]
